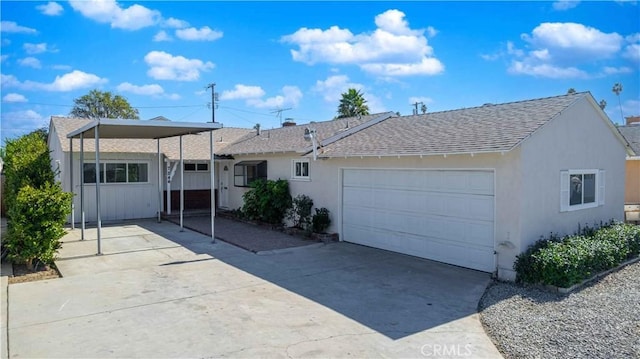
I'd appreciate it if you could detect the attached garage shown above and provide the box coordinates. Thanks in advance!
[342,169,495,272]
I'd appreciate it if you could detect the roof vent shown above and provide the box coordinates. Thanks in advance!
[282,118,296,127]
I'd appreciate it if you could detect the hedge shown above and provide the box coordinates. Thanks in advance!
[514,222,640,288]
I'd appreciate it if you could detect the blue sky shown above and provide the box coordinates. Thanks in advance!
[1,1,639,143]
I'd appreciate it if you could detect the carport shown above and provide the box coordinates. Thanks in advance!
[66,118,222,254]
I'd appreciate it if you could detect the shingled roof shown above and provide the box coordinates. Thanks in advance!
[50,117,251,160]
[218,112,395,155]
[618,125,640,156]
[317,92,594,158]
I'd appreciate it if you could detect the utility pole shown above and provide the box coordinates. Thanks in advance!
[206,83,217,122]
[412,101,424,115]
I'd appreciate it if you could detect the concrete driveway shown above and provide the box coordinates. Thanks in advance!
[5,220,502,358]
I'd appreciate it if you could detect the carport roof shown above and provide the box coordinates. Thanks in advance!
[67,118,222,139]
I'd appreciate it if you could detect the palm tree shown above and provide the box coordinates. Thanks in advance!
[337,88,370,119]
[612,83,623,122]
[599,99,607,110]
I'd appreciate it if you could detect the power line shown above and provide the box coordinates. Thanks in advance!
[25,102,206,109]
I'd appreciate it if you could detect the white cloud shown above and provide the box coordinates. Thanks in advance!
[361,58,444,76]
[0,21,37,34]
[552,0,580,11]
[18,57,42,69]
[281,9,444,77]
[0,110,47,138]
[1,74,21,88]
[41,70,107,91]
[508,61,588,79]
[1,55,8,62]
[175,26,223,41]
[507,22,625,78]
[37,2,64,16]
[220,84,265,100]
[2,93,27,102]
[23,42,49,54]
[426,26,438,38]
[2,70,107,92]
[312,74,364,103]
[116,81,180,99]
[69,0,160,30]
[246,86,303,109]
[163,17,189,28]
[601,66,633,75]
[623,43,640,63]
[153,30,172,42]
[522,22,622,61]
[144,51,214,81]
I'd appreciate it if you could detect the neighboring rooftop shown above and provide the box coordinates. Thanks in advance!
[618,125,640,156]
[318,92,591,158]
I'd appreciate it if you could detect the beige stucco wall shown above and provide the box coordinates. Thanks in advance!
[625,160,640,204]
[519,97,626,273]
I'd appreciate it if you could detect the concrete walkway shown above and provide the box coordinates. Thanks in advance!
[5,220,503,358]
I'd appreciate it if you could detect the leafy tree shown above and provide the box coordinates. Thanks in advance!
[337,88,370,119]
[567,88,576,94]
[70,89,139,119]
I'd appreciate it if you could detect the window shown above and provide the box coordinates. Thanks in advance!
[184,162,209,172]
[561,170,605,212]
[292,159,309,180]
[234,161,267,187]
[83,162,149,184]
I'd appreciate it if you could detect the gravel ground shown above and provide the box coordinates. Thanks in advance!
[479,262,640,359]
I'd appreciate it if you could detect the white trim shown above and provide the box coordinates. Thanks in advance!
[564,169,601,212]
[82,160,152,185]
[291,158,310,180]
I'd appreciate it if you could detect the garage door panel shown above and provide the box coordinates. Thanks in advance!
[342,169,495,272]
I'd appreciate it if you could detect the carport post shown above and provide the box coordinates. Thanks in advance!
[179,135,184,232]
[157,139,162,223]
[80,133,85,240]
[210,130,215,243]
[95,125,102,255]
[69,138,75,230]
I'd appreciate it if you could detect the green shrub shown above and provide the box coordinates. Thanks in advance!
[287,194,314,230]
[312,207,331,233]
[3,129,54,209]
[241,179,292,225]
[6,183,72,269]
[514,222,640,287]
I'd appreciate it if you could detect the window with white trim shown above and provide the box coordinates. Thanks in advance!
[292,159,309,180]
[83,162,149,184]
[184,162,209,172]
[560,169,605,212]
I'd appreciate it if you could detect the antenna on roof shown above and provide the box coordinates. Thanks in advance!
[271,107,292,125]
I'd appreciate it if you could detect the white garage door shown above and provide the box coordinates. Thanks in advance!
[342,169,495,272]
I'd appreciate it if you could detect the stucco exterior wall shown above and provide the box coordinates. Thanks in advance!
[227,151,523,277]
[625,160,640,204]
[519,97,626,256]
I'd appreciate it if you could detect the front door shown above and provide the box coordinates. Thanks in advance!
[218,162,230,208]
